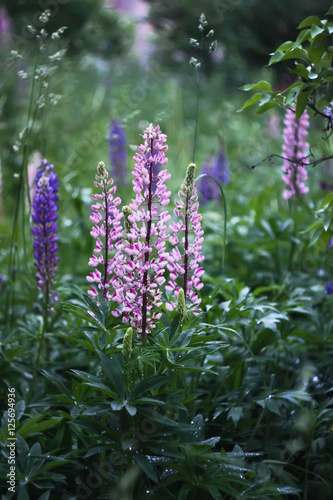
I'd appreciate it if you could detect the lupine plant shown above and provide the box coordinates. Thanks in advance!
[31,159,59,304]
[88,124,204,335]
[31,159,59,369]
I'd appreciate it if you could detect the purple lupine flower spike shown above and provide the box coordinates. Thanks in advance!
[87,162,123,299]
[325,281,333,294]
[282,107,310,200]
[198,147,230,204]
[111,124,171,335]
[31,159,59,302]
[166,162,205,314]
[109,119,127,186]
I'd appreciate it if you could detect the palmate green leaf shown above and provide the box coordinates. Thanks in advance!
[227,407,243,427]
[70,370,120,399]
[276,389,312,404]
[96,350,125,399]
[257,311,287,332]
[130,375,170,399]
[134,453,158,482]
[28,455,70,479]
[15,400,26,421]
[61,302,103,329]
[41,370,75,404]
[138,407,181,428]
[205,486,223,500]
[84,445,111,458]
[18,416,61,439]
[83,294,107,327]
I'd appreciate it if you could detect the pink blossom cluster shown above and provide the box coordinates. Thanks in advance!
[166,163,204,313]
[282,107,310,200]
[109,124,171,335]
[87,162,123,299]
[87,124,205,335]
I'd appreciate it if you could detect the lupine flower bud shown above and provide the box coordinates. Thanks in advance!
[122,205,133,237]
[282,107,309,200]
[31,159,59,302]
[176,288,187,318]
[123,327,134,359]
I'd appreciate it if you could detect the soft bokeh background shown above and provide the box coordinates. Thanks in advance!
[1,0,333,281]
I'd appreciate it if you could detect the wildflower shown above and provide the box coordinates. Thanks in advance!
[109,120,127,187]
[166,163,205,313]
[112,124,171,335]
[31,159,59,302]
[325,281,333,295]
[198,148,230,204]
[0,8,10,47]
[176,288,187,318]
[87,162,123,299]
[282,107,310,200]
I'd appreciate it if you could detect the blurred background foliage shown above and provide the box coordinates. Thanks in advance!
[0,0,333,279]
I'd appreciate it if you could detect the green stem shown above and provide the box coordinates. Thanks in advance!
[35,290,49,368]
[6,48,40,326]
[192,31,203,164]
[303,430,313,500]
[288,197,298,272]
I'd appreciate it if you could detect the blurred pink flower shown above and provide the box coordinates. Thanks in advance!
[0,8,10,47]
[282,107,309,200]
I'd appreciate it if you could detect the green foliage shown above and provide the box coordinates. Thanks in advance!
[240,6,333,118]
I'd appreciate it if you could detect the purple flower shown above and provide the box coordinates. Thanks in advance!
[31,159,59,301]
[198,148,230,204]
[166,162,205,314]
[282,107,310,200]
[325,281,333,294]
[110,124,171,335]
[109,120,127,186]
[0,8,10,46]
[87,162,123,299]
